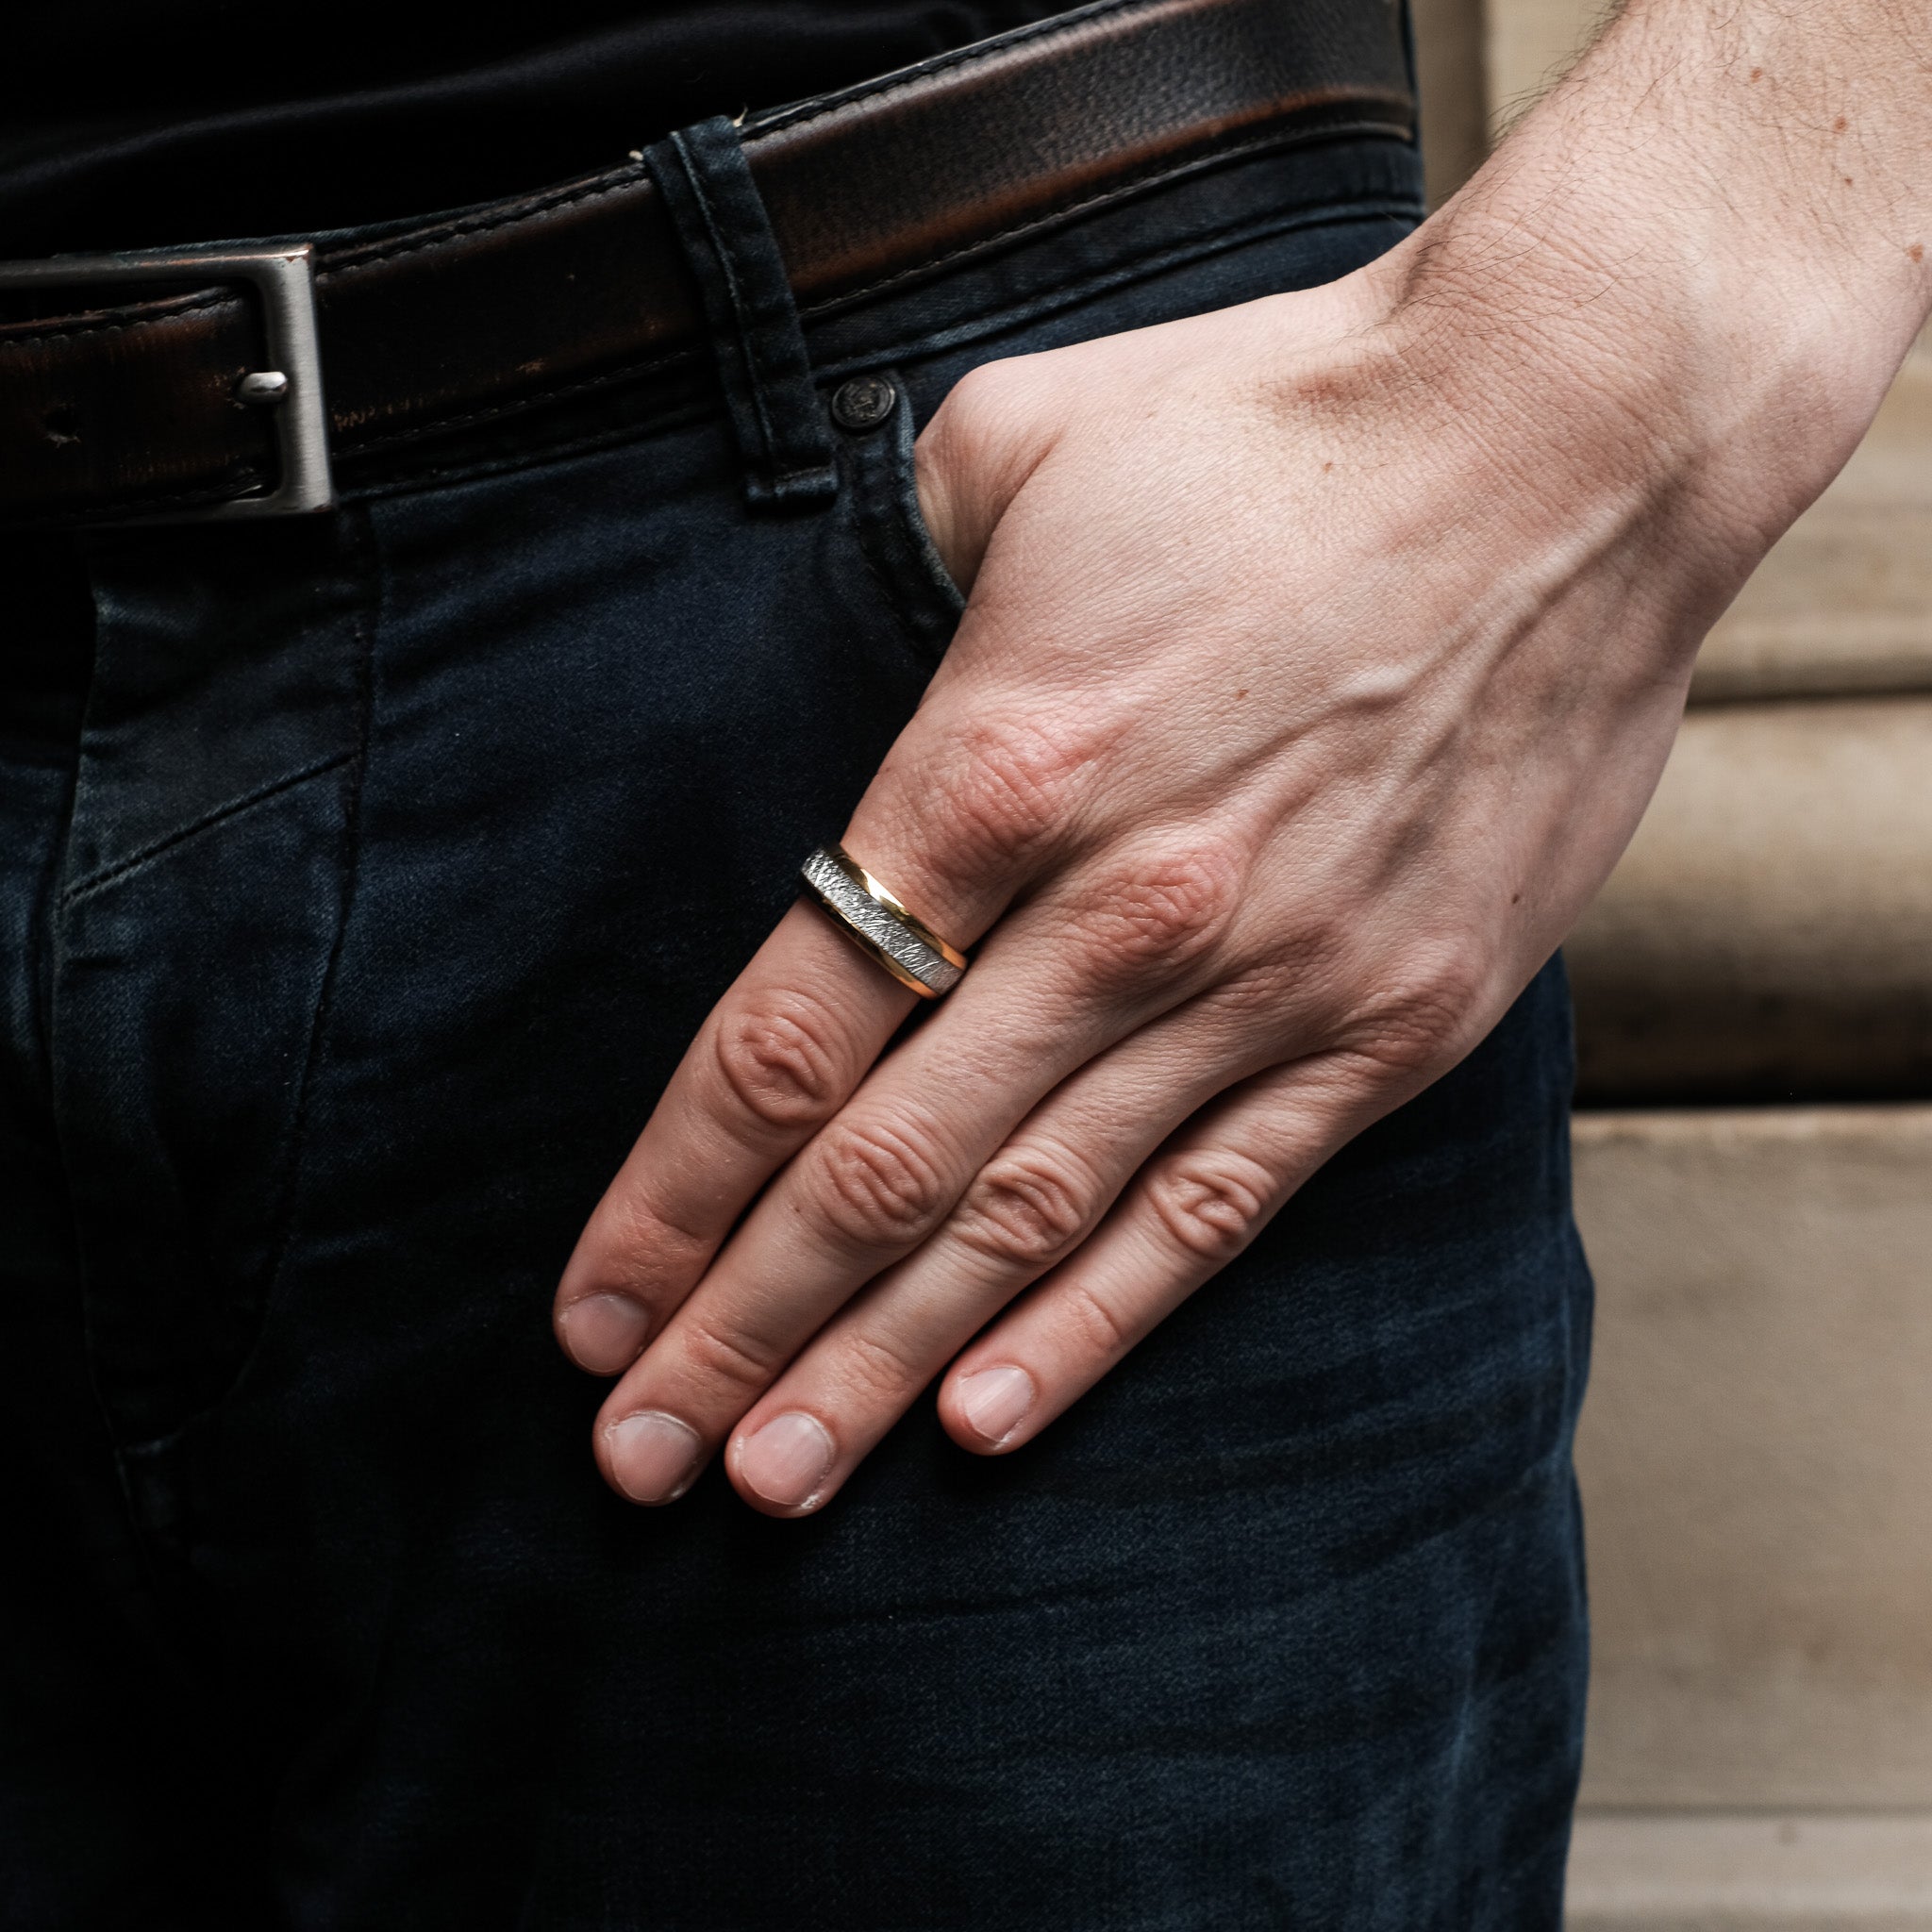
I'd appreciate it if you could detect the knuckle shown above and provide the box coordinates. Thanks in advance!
[836,1325,927,1405]
[1346,945,1488,1076]
[678,1316,785,1396]
[1059,1278,1136,1359]
[1205,961,1299,1027]
[931,359,1032,455]
[711,990,849,1136]
[808,1114,954,1253]
[913,715,1091,884]
[1064,843,1241,989]
[582,1189,708,1307]
[952,1144,1094,1271]
[1145,1149,1276,1262]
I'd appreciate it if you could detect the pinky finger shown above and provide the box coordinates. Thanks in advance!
[935,1050,1390,1456]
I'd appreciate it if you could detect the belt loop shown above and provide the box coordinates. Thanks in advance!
[644,117,839,513]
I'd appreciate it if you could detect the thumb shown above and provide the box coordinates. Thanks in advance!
[911,360,1061,598]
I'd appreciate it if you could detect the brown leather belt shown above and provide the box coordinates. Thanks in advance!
[0,0,1413,527]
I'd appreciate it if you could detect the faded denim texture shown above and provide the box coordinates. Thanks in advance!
[0,117,1590,1928]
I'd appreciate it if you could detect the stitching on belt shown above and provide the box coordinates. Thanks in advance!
[0,287,241,350]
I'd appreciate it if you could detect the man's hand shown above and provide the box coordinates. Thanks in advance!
[553,0,1932,1514]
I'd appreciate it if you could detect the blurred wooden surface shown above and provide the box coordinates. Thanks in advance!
[1690,335,1932,705]
[1574,1109,1932,1809]
[1568,699,1932,1102]
[1414,0,1489,204]
[1567,1814,1932,1932]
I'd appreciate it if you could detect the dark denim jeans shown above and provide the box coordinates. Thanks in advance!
[0,114,1590,1930]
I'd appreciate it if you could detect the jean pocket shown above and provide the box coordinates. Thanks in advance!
[829,368,964,666]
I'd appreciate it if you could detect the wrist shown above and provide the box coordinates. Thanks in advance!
[1361,0,1932,562]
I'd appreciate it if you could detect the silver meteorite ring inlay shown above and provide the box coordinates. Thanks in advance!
[798,845,969,999]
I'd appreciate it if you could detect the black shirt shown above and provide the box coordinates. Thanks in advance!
[1,3,1074,255]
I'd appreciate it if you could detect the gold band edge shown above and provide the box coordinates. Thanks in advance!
[800,867,950,999]
[823,843,970,972]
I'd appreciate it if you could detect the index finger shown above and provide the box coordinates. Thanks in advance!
[553,900,916,1374]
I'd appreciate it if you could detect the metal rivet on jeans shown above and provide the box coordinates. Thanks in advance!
[830,374,897,431]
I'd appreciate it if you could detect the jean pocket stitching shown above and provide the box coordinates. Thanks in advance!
[839,372,963,663]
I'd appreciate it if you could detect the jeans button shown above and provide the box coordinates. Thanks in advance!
[830,374,897,431]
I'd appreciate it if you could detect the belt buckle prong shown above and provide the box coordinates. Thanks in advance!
[0,242,333,520]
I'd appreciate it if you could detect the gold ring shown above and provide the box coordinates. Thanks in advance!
[798,844,969,999]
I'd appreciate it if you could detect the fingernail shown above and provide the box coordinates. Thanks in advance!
[957,1365,1036,1446]
[561,1292,653,1374]
[737,1411,836,1511]
[604,1410,704,1504]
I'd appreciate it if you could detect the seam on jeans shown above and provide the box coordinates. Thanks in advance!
[255,525,376,1340]
[25,637,85,1210]
[335,342,700,458]
[97,514,383,1460]
[668,129,789,487]
[343,387,719,500]
[795,116,1412,319]
[39,582,160,1585]
[841,383,958,665]
[842,422,919,649]
[821,194,1421,373]
[334,143,1412,471]
[336,192,1420,504]
[334,105,1407,441]
[59,748,357,904]
[25,685,82,1081]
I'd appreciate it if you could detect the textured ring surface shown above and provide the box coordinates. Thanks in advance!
[799,845,968,999]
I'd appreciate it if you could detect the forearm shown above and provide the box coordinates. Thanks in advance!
[1372,0,1932,584]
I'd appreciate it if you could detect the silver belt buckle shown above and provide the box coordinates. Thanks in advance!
[0,241,334,519]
